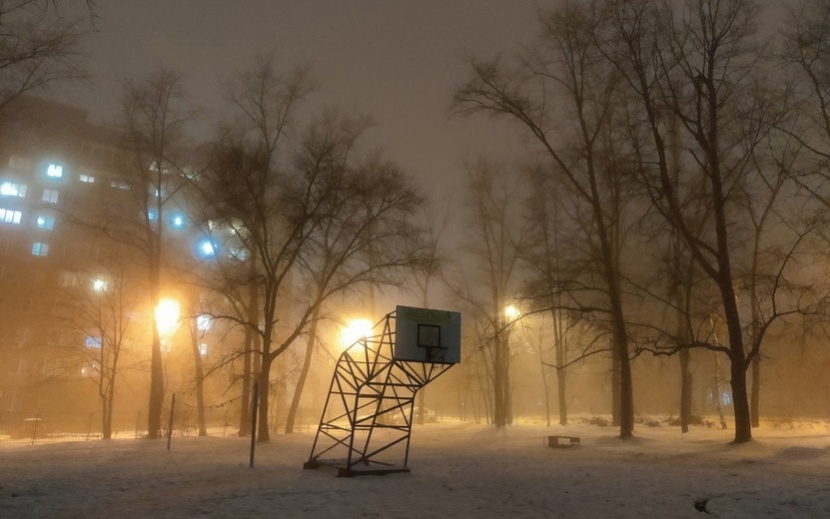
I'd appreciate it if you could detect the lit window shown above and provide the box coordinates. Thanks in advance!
[230,247,249,261]
[92,279,108,291]
[1,182,26,198]
[47,164,63,178]
[31,242,49,257]
[0,208,22,224]
[170,213,186,229]
[79,174,95,183]
[196,314,212,331]
[197,239,216,258]
[36,215,55,230]
[85,335,102,349]
[42,189,59,204]
[110,178,130,190]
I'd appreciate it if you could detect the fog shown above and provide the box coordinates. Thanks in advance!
[3,1,830,516]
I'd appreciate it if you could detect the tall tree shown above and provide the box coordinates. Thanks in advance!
[115,68,193,438]
[195,55,429,441]
[454,1,638,437]
[451,159,529,427]
[599,0,814,442]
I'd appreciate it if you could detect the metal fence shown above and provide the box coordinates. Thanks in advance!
[0,403,317,445]
[0,406,239,445]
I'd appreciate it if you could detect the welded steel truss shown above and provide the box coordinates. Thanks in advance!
[304,310,453,477]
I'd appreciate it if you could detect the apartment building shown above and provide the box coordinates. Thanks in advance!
[0,97,213,419]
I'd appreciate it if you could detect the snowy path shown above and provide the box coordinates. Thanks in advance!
[2,422,829,518]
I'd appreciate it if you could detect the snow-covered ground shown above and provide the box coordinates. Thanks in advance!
[2,419,830,518]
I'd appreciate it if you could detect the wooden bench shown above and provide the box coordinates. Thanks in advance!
[546,435,580,448]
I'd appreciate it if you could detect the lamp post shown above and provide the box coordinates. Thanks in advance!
[155,298,180,442]
[340,318,373,349]
[156,298,181,351]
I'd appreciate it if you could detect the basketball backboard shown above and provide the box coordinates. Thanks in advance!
[394,305,461,364]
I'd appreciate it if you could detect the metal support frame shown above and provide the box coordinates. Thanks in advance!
[304,310,453,477]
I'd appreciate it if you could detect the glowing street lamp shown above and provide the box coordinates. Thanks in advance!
[340,318,373,349]
[505,304,521,321]
[156,298,181,336]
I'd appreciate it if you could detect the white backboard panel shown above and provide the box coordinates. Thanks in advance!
[394,305,461,364]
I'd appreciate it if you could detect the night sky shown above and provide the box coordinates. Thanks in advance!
[61,0,542,197]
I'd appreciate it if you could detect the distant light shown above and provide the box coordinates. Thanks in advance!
[198,239,216,258]
[170,213,186,229]
[341,318,373,348]
[505,305,521,320]
[148,209,157,221]
[92,279,108,291]
[199,343,208,356]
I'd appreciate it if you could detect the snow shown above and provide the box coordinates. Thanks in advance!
[2,420,830,518]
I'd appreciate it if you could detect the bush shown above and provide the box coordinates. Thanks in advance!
[586,415,610,427]
[635,415,661,427]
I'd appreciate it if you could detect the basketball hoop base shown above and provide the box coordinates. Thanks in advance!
[304,306,461,477]
[304,458,411,477]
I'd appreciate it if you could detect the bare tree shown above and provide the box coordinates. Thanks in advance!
[73,263,138,439]
[598,0,823,442]
[0,0,95,117]
[284,145,430,434]
[107,68,194,438]
[194,55,429,441]
[454,2,639,437]
[410,203,450,425]
[449,158,529,427]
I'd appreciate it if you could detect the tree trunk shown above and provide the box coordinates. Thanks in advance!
[285,308,320,433]
[190,320,207,436]
[239,279,260,436]
[611,347,620,427]
[750,355,760,428]
[731,358,751,442]
[538,335,551,427]
[493,329,505,427]
[238,329,252,436]
[257,355,272,442]
[679,348,692,433]
[551,308,567,426]
[722,279,751,442]
[147,323,164,439]
[617,336,634,438]
[505,334,512,425]
[102,394,112,440]
[417,389,426,425]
